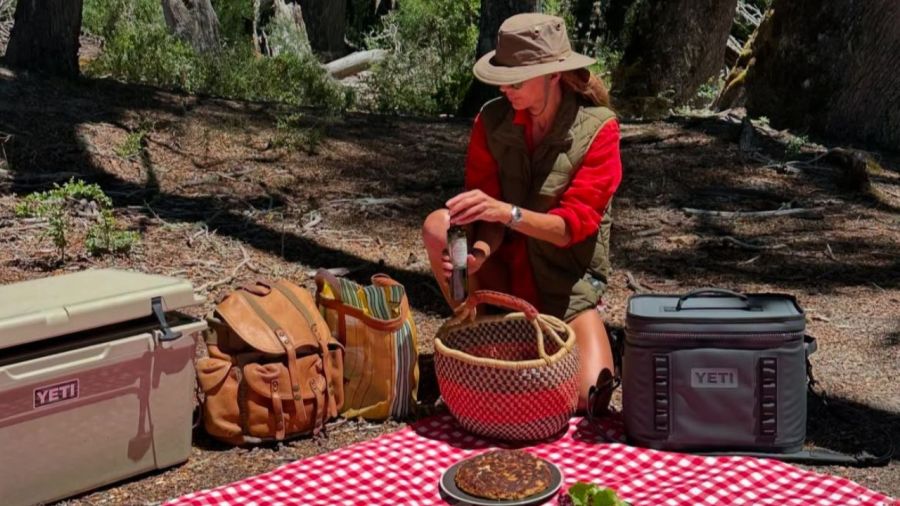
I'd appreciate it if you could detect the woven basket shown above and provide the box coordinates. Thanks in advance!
[434,290,579,441]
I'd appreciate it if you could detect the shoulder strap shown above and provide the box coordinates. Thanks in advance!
[273,281,329,349]
[237,291,307,419]
[315,273,409,332]
[272,280,336,435]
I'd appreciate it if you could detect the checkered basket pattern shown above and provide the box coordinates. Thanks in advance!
[434,290,579,441]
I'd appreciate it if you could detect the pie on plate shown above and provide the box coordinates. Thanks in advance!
[453,450,553,501]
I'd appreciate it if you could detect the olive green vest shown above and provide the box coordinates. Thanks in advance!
[479,91,616,320]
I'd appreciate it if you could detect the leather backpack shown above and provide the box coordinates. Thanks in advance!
[197,279,344,445]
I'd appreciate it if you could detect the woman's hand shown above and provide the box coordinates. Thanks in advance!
[440,246,488,280]
[447,190,512,226]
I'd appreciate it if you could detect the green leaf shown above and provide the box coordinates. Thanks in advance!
[567,482,627,506]
[590,487,624,506]
[568,482,596,506]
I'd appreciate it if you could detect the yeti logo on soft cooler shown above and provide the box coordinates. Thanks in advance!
[34,379,79,408]
[690,368,738,388]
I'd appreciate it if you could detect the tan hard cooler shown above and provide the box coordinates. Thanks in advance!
[0,269,207,506]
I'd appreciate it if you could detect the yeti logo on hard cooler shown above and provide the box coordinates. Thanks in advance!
[690,368,738,388]
[34,379,79,408]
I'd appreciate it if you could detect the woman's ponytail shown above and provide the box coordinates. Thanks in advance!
[561,68,611,108]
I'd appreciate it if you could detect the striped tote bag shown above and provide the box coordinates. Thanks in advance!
[315,271,419,420]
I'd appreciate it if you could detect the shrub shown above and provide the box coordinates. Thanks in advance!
[363,0,478,115]
[785,134,809,159]
[116,129,147,159]
[272,113,324,154]
[201,45,353,110]
[82,0,352,112]
[210,0,254,45]
[86,209,140,257]
[15,179,139,261]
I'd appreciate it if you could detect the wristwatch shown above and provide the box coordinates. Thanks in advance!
[506,205,523,228]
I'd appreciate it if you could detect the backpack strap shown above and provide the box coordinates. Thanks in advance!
[273,282,332,435]
[238,291,307,427]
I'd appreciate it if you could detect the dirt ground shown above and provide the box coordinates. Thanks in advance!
[1,65,898,504]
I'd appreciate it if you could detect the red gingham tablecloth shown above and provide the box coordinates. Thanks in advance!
[167,414,896,506]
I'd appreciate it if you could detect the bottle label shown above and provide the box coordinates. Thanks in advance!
[449,237,467,267]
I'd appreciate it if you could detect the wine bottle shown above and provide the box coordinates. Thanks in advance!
[447,225,468,303]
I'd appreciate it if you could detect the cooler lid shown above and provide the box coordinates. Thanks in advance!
[627,289,804,324]
[0,269,204,350]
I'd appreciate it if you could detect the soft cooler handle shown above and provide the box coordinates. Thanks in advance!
[676,288,750,311]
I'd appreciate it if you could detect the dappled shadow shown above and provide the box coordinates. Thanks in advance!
[611,113,900,293]
[672,113,900,214]
[0,68,449,314]
[1,68,897,310]
[614,235,900,291]
[178,102,471,229]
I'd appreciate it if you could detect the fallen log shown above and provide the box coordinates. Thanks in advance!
[704,235,788,250]
[682,207,825,219]
[324,49,387,79]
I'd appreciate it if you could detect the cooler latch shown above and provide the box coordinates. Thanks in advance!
[152,296,182,341]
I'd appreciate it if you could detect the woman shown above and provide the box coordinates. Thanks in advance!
[422,13,622,413]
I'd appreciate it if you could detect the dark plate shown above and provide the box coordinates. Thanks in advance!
[438,454,563,506]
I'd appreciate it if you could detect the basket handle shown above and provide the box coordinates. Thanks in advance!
[460,290,567,363]
[464,290,539,320]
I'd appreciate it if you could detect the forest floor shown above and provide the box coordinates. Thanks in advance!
[1,65,898,504]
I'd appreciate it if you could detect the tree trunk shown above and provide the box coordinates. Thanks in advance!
[298,0,346,61]
[611,0,737,117]
[1,0,15,54]
[718,0,900,151]
[4,0,83,76]
[346,0,392,51]
[260,0,310,57]
[458,0,540,117]
[161,0,222,54]
[571,0,635,51]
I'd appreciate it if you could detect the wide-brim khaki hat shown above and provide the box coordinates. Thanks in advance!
[473,13,595,86]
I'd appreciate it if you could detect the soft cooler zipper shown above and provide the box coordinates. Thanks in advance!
[626,331,805,349]
[627,313,803,325]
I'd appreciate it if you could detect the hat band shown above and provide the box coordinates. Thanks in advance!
[494,48,574,68]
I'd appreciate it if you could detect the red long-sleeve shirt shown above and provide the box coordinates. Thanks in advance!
[463,108,622,307]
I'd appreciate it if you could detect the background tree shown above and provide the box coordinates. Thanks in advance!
[570,0,634,52]
[611,0,737,117]
[298,0,346,60]
[0,0,15,53]
[3,0,84,76]
[161,0,222,53]
[458,0,540,117]
[346,0,393,51]
[717,0,900,150]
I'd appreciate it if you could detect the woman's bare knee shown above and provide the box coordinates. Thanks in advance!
[568,309,614,411]
[422,208,450,251]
